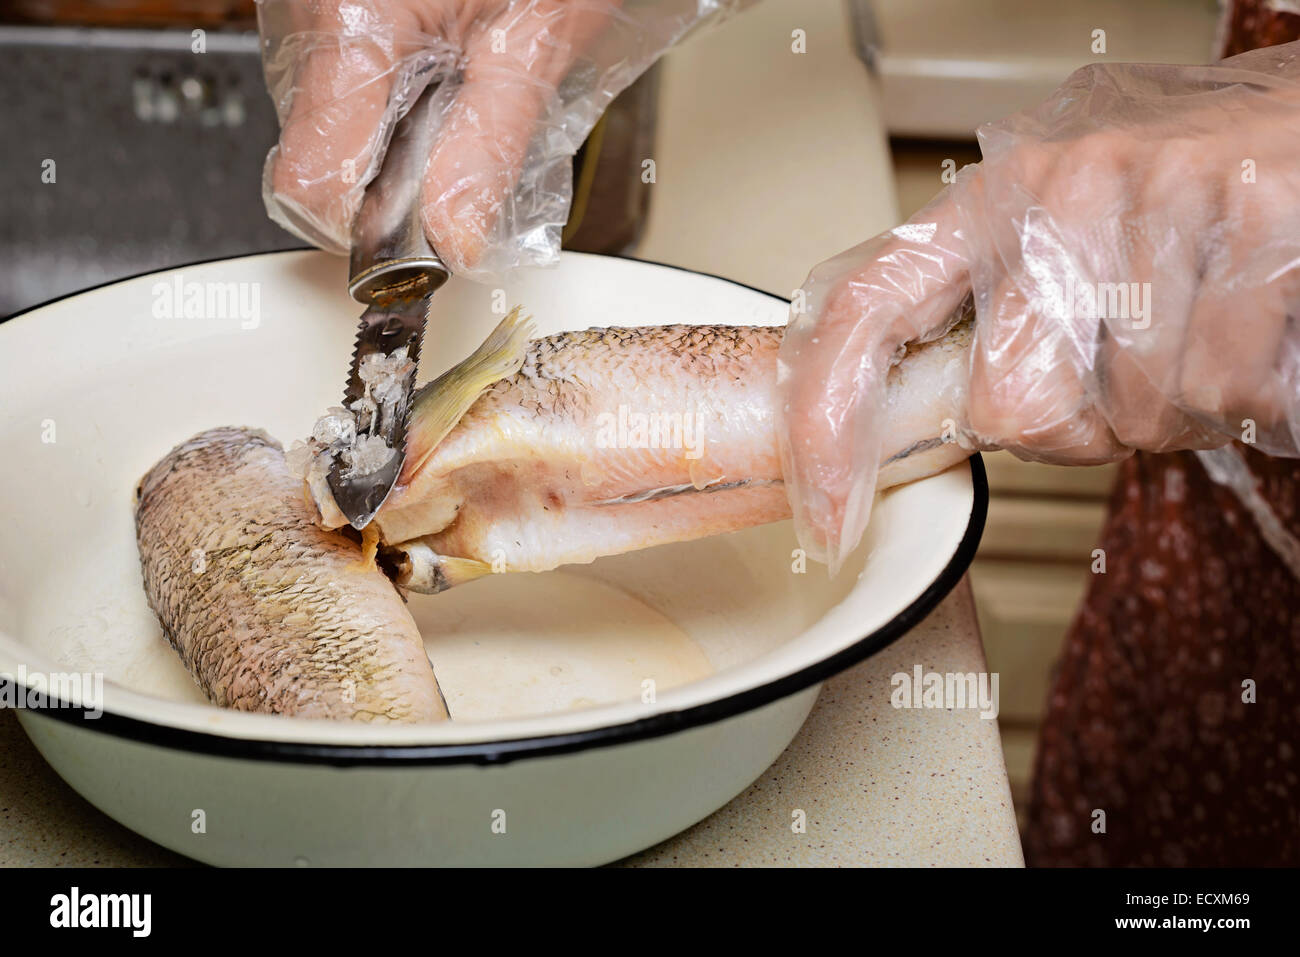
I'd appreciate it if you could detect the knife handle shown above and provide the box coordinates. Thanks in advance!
[348,79,451,305]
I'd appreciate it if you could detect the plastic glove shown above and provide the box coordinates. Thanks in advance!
[257,0,742,280]
[779,40,1300,573]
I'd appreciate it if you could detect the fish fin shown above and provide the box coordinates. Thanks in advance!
[687,456,723,491]
[388,537,495,594]
[438,556,495,588]
[341,524,383,573]
[405,307,534,478]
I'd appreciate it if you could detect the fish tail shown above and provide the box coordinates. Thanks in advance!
[388,537,495,594]
[405,307,534,476]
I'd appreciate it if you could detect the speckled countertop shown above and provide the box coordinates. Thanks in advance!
[0,576,1022,867]
[623,577,1022,867]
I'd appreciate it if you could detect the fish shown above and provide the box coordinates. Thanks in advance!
[295,304,975,594]
[135,427,448,722]
[136,305,971,721]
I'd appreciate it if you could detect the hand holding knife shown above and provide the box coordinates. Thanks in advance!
[327,80,450,530]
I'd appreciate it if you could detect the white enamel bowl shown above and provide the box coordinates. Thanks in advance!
[0,251,985,866]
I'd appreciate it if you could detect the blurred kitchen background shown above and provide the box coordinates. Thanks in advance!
[0,0,1223,831]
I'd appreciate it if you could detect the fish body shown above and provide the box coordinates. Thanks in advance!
[377,322,791,588]
[300,308,975,593]
[135,427,447,722]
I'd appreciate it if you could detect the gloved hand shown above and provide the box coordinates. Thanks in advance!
[779,40,1300,573]
[257,0,742,280]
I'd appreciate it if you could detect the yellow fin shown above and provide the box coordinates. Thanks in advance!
[687,456,723,491]
[406,307,534,476]
[438,556,495,587]
[360,524,380,567]
[345,523,382,573]
[390,537,495,594]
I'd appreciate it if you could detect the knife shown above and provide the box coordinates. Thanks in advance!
[327,79,450,530]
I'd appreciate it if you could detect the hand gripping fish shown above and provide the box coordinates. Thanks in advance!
[136,306,972,721]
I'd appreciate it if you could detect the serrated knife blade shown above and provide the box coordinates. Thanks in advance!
[326,77,450,530]
[326,294,432,529]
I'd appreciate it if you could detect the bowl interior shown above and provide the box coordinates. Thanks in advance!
[0,251,976,746]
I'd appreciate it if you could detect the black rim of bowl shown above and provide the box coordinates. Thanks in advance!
[1,249,990,767]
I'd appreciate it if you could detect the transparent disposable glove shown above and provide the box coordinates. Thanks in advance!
[779,40,1300,573]
[258,0,742,280]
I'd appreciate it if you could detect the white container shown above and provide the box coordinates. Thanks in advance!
[0,251,985,865]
